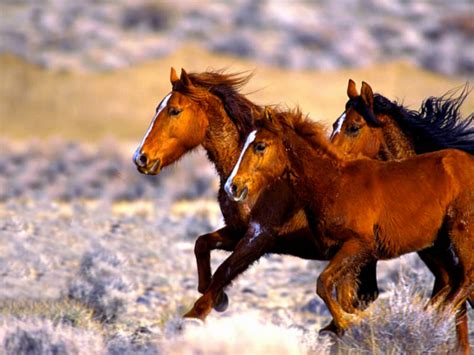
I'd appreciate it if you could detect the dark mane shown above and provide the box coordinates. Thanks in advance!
[179,70,262,137]
[373,86,474,154]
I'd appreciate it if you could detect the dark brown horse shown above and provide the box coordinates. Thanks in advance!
[330,80,474,159]
[225,108,474,354]
[330,80,474,350]
[133,68,378,330]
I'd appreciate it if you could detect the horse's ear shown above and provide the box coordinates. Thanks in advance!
[263,106,274,123]
[170,67,179,85]
[347,79,358,99]
[180,68,194,88]
[361,81,374,108]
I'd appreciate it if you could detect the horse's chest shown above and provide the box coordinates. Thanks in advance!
[218,188,249,228]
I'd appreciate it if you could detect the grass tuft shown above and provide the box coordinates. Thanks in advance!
[337,279,457,354]
[68,248,136,324]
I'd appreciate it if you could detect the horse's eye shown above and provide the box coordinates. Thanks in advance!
[346,125,360,135]
[254,142,266,153]
[169,107,182,116]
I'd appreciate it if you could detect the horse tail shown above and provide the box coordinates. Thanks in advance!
[411,84,474,154]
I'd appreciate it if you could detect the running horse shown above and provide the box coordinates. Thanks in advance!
[133,68,379,332]
[225,108,474,354]
[330,80,474,351]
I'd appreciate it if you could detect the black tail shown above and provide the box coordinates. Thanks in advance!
[407,84,474,154]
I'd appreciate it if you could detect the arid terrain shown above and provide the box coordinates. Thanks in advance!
[1,42,473,354]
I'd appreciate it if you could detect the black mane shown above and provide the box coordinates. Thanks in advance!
[373,86,474,154]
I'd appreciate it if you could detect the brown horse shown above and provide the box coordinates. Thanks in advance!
[330,80,474,159]
[225,108,474,353]
[330,80,474,350]
[133,68,379,330]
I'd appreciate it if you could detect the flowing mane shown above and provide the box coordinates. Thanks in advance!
[258,107,344,161]
[372,86,474,154]
[174,70,263,137]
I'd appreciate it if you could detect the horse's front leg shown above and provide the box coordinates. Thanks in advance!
[316,239,372,333]
[185,224,275,320]
[194,226,241,312]
[194,226,241,293]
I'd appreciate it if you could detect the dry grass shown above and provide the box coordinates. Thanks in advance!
[0,299,101,332]
[1,46,472,141]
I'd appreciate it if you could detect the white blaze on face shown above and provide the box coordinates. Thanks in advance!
[224,130,257,196]
[330,112,346,141]
[135,93,172,154]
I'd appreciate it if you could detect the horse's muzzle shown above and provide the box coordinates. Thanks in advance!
[133,151,161,175]
[226,182,249,202]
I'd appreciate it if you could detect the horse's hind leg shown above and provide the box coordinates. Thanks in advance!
[354,260,379,307]
[316,238,373,332]
[319,261,378,335]
[418,239,462,309]
[444,200,474,355]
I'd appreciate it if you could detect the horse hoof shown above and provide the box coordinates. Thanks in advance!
[319,321,343,337]
[213,291,229,312]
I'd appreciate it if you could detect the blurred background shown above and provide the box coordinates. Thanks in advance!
[1,0,473,142]
[0,1,473,353]
[1,0,473,201]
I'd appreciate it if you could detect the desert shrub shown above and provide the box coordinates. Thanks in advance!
[0,318,104,355]
[68,248,135,323]
[0,139,217,202]
[0,299,100,332]
[106,332,159,355]
[337,279,456,354]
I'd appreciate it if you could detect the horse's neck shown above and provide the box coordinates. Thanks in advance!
[378,115,416,160]
[201,102,241,180]
[287,133,342,198]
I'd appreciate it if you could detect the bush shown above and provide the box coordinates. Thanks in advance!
[0,318,104,355]
[0,299,99,332]
[337,279,456,354]
[68,248,135,323]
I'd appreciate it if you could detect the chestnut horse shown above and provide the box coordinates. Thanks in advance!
[226,108,474,353]
[133,68,379,330]
[330,80,474,350]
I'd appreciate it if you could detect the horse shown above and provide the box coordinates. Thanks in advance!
[225,108,474,354]
[330,80,474,350]
[133,68,379,331]
[330,80,474,160]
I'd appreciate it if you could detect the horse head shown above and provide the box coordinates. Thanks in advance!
[330,79,386,159]
[225,108,290,203]
[133,67,210,175]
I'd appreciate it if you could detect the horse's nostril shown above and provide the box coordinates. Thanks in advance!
[135,153,148,167]
[231,184,238,194]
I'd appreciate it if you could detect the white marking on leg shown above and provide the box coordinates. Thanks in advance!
[248,222,262,245]
[135,93,172,153]
[224,130,257,197]
[330,112,346,140]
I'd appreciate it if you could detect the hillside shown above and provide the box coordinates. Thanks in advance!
[1,46,472,141]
